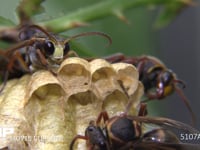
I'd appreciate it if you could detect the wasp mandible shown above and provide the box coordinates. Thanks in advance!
[0,25,112,93]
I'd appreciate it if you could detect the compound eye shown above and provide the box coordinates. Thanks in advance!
[64,43,70,55]
[44,41,55,56]
[161,71,173,85]
[87,126,95,132]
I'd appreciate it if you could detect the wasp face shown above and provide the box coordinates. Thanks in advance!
[19,25,71,64]
[85,124,108,150]
[42,40,70,63]
[157,70,175,97]
[159,70,175,86]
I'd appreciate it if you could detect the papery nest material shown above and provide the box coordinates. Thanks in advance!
[0,57,143,150]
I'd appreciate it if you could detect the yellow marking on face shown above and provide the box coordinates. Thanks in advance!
[164,85,174,96]
[53,44,64,59]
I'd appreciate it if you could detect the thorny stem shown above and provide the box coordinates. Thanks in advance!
[39,0,192,33]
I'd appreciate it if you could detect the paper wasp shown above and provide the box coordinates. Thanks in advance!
[70,80,199,150]
[70,102,200,150]
[0,24,112,93]
[102,53,195,124]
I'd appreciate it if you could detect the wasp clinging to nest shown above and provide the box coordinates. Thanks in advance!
[0,25,112,93]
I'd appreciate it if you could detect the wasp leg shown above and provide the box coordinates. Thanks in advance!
[96,111,109,125]
[35,49,56,76]
[66,50,79,57]
[138,103,148,117]
[7,50,30,72]
[0,51,30,94]
[103,53,126,63]
[118,80,133,115]
[175,87,196,125]
[69,135,88,150]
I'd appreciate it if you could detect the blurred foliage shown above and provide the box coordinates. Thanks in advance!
[16,0,45,22]
[0,0,194,57]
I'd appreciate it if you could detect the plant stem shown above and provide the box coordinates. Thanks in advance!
[39,0,189,33]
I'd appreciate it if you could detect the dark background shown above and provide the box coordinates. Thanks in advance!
[157,5,200,130]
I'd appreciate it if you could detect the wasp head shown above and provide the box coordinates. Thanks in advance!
[42,39,70,64]
[85,121,108,150]
[157,70,176,97]
[20,25,71,64]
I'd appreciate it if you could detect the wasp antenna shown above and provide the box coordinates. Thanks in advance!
[5,40,36,56]
[69,135,88,150]
[22,25,57,43]
[174,79,186,89]
[64,31,112,47]
[174,86,196,126]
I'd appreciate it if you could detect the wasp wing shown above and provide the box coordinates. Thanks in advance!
[126,116,199,134]
[119,141,200,150]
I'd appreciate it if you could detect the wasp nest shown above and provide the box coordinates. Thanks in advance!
[0,57,143,150]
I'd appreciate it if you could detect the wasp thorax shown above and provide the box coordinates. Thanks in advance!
[0,57,143,150]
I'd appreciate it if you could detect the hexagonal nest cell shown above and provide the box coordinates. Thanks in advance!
[0,57,143,150]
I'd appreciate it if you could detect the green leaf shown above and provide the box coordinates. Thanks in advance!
[0,16,15,27]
